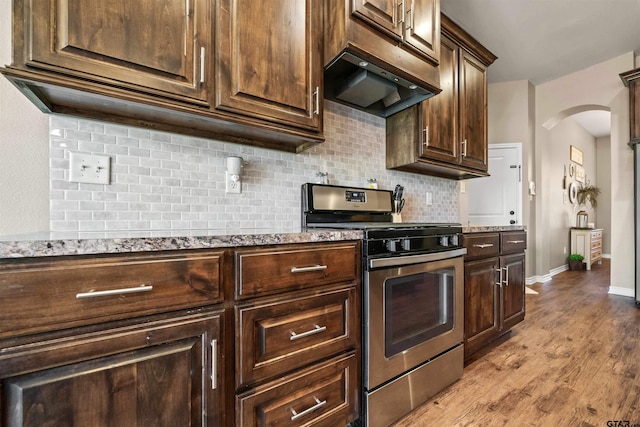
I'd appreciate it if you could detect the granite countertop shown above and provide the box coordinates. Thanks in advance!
[462,225,526,233]
[0,228,363,259]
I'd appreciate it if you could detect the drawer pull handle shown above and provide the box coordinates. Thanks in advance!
[76,284,153,299]
[290,397,327,421]
[503,266,509,286]
[290,265,327,273]
[507,240,525,244]
[290,325,327,341]
[472,243,494,249]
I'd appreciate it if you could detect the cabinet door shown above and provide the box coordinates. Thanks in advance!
[464,257,500,357]
[351,0,403,39]
[458,49,489,172]
[419,35,458,164]
[216,0,322,132]
[26,0,210,105]
[501,253,525,330]
[3,311,223,426]
[403,0,440,62]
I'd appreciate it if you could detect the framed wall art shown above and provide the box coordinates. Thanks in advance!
[570,145,583,165]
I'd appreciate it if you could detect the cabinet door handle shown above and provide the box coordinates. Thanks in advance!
[399,0,405,24]
[184,0,189,56]
[313,86,320,115]
[506,240,525,244]
[496,266,502,287]
[290,397,327,421]
[76,284,153,299]
[290,265,327,273]
[503,266,509,286]
[406,3,414,30]
[422,127,429,147]
[290,324,327,341]
[200,47,206,84]
[461,139,468,157]
[472,243,494,249]
[210,339,217,390]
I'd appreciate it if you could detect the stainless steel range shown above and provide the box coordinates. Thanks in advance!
[302,183,466,427]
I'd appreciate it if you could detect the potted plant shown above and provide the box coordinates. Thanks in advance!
[568,253,585,271]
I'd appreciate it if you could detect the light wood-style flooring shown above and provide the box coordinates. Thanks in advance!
[393,259,640,426]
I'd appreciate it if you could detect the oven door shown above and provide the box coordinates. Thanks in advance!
[364,251,465,390]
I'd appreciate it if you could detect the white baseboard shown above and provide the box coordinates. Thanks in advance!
[526,264,567,285]
[608,286,634,297]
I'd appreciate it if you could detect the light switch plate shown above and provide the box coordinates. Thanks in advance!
[69,152,111,184]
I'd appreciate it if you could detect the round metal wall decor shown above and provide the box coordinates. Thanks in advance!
[568,182,577,203]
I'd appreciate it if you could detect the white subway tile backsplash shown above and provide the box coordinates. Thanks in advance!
[49,101,459,231]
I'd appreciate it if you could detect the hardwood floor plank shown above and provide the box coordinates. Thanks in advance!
[393,260,640,426]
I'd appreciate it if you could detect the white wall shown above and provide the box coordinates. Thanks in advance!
[485,80,536,277]
[535,52,634,294]
[546,119,597,266]
[0,1,49,235]
[596,136,612,255]
[485,56,633,287]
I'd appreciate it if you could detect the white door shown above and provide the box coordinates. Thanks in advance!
[467,144,522,226]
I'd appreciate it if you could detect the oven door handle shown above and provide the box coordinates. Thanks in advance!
[369,248,467,269]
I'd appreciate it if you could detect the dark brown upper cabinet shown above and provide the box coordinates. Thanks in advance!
[2,0,324,153]
[22,0,211,106]
[350,0,440,63]
[215,0,323,133]
[386,14,497,179]
[620,68,640,144]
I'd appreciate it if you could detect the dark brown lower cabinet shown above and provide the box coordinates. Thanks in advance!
[0,241,361,426]
[234,241,361,426]
[0,249,227,426]
[464,256,500,355]
[463,231,526,360]
[1,309,224,426]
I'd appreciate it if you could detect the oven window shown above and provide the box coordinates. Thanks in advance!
[384,268,454,358]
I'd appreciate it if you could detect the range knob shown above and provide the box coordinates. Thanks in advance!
[450,234,459,246]
[402,239,411,251]
[386,239,400,252]
[439,236,449,247]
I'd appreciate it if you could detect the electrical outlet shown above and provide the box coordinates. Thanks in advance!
[460,182,466,193]
[225,172,241,193]
[426,192,433,206]
[563,246,567,254]
[69,152,111,184]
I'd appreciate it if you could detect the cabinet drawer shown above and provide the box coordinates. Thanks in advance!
[236,352,358,426]
[591,239,602,249]
[0,251,224,339]
[501,231,527,254]
[463,233,500,259]
[592,230,603,240]
[236,287,357,387]
[591,249,602,261]
[235,242,358,299]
